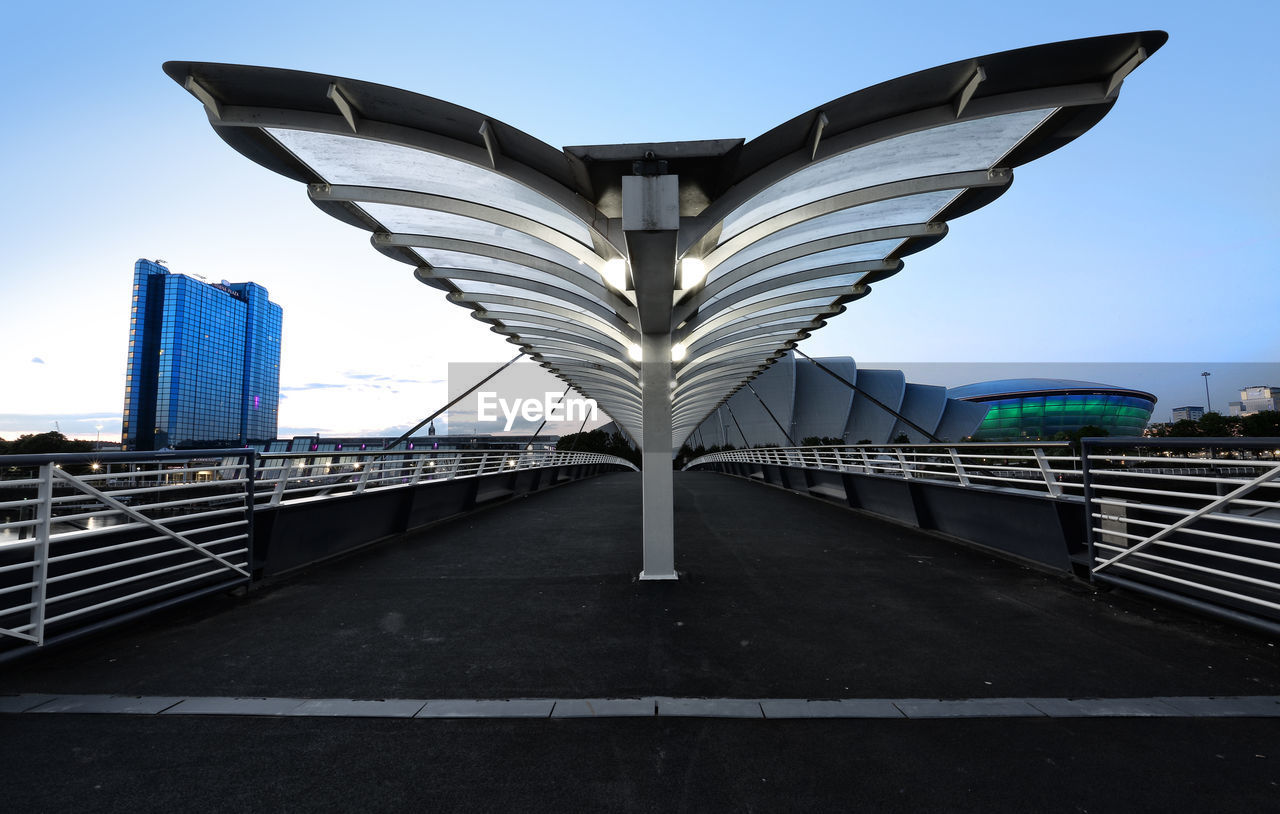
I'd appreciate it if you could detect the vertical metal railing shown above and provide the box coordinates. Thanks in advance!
[0,447,635,651]
[1080,437,1280,633]
[684,443,1079,498]
[0,449,257,649]
[252,448,634,506]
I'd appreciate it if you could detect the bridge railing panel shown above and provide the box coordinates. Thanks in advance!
[1082,438,1280,633]
[0,450,255,648]
[255,449,636,507]
[685,443,1080,499]
[1,447,635,652]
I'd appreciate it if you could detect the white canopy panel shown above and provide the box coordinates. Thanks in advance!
[166,31,1164,452]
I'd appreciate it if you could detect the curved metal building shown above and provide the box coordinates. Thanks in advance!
[949,378,1157,440]
[691,352,990,447]
[165,31,1164,576]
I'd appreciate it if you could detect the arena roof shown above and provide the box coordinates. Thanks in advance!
[949,378,1158,403]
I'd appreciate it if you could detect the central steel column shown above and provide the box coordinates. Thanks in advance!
[622,172,679,580]
[638,331,675,579]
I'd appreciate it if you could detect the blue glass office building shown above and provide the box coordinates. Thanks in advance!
[122,259,282,449]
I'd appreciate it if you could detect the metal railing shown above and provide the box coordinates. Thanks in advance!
[1082,438,1280,632]
[0,450,255,647]
[0,447,635,648]
[255,448,635,506]
[687,439,1280,633]
[684,443,1081,498]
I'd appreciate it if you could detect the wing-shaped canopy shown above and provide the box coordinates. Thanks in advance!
[165,30,1163,451]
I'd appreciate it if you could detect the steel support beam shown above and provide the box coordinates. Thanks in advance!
[625,173,679,580]
[639,331,676,580]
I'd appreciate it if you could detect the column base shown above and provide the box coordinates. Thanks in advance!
[638,570,679,581]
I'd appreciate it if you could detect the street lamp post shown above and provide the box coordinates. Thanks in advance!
[1201,371,1212,414]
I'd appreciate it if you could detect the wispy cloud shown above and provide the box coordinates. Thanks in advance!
[276,425,329,437]
[30,357,44,364]
[343,371,422,385]
[0,413,121,439]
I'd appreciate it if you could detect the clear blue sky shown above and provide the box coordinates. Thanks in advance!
[1,0,1276,439]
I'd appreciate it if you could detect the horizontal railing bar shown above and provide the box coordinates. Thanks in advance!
[1086,468,1280,485]
[1092,523,1280,550]
[48,537,250,583]
[0,617,38,632]
[0,498,45,509]
[1094,548,1280,598]
[1091,513,1280,547]
[43,567,249,625]
[45,509,247,544]
[0,580,39,598]
[1100,561,1280,612]
[46,525,248,563]
[0,449,253,467]
[45,552,249,606]
[1093,536,1280,571]
[1095,494,1277,511]
[0,558,38,575]
[0,518,43,532]
[1086,483,1249,501]
[1091,502,1280,530]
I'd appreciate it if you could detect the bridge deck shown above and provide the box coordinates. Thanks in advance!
[4,471,1278,810]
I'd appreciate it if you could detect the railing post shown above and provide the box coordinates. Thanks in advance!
[244,451,257,580]
[269,459,290,506]
[31,463,54,645]
[895,448,912,479]
[1081,440,1099,580]
[947,447,970,487]
[1032,447,1064,497]
[354,459,374,494]
[410,453,427,485]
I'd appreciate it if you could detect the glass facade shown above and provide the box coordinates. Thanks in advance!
[967,393,1155,441]
[122,259,282,449]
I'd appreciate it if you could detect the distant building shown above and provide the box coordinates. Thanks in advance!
[1171,406,1205,423]
[948,379,1156,441]
[1228,386,1280,417]
[122,259,282,450]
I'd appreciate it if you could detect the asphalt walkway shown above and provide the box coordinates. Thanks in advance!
[3,471,1278,811]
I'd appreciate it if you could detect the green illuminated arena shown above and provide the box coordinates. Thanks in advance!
[948,379,1156,441]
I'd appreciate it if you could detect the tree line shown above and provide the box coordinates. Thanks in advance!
[555,430,641,467]
[1147,411,1280,439]
[0,431,96,456]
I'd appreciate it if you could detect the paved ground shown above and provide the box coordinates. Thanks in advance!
[3,470,1278,810]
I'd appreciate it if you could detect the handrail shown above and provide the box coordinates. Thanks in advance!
[685,442,1080,498]
[0,446,636,649]
[1081,437,1280,632]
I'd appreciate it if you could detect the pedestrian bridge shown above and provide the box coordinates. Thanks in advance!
[2,448,1277,810]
